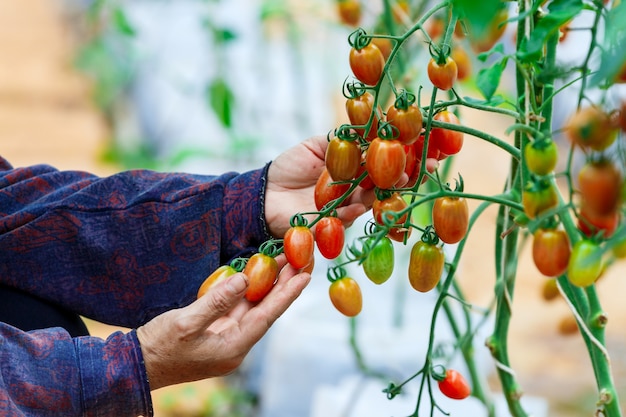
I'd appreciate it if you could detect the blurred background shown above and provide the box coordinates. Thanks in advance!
[2,0,626,416]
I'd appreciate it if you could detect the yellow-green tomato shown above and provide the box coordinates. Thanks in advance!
[524,139,558,176]
[408,240,445,292]
[329,277,363,317]
[567,239,603,287]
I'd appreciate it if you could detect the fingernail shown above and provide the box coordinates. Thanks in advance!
[227,273,249,294]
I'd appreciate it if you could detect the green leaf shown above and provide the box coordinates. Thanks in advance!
[476,58,508,101]
[112,7,136,37]
[452,0,504,41]
[518,0,583,62]
[207,78,235,128]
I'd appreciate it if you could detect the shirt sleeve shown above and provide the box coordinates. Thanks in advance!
[0,155,273,328]
[0,323,152,417]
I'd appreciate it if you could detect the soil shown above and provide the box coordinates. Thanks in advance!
[2,1,626,417]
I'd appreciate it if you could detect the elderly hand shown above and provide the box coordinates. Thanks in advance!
[136,255,309,390]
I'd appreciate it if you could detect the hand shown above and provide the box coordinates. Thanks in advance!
[136,256,310,391]
[264,136,378,238]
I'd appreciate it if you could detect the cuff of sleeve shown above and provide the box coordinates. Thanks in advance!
[75,329,153,417]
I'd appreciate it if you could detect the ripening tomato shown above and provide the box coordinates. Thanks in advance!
[578,204,620,238]
[284,226,315,269]
[314,168,351,211]
[522,179,559,219]
[346,91,378,140]
[325,137,361,181]
[356,152,375,190]
[567,239,603,287]
[336,0,361,26]
[466,7,508,53]
[578,160,622,216]
[371,37,392,61]
[349,43,385,86]
[430,111,464,155]
[432,196,469,244]
[450,47,471,81]
[524,139,558,176]
[558,315,579,336]
[438,369,471,400]
[197,264,237,299]
[532,227,571,277]
[427,56,458,91]
[415,134,440,160]
[365,137,406,189]
[386,102,423,145]
[329,277,362,317]
[541,278,560,302]
[426,16,445,40]
[565,106,618,151]
[315,216,345,259]
[243,253,279,302]
[403,143,419,186]
[408,240,445,292]
[362,236,394,284]
[373,192,408,227]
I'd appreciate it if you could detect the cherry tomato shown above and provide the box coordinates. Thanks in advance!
[365,137,406,189]
[438,369,471,400]
[430,111,464,155]
[349,43,385,86]
[314,168,351,211]
[558,315,579,336]
[567,239,603,287]
[432,196,469,244]
[427,56,458,91]
[524,139,558,176]
[522,179,558,219]
[284,226,315,269]
[408,239,445,292]
[403,143,419,187]
[346,91,378,140]
[532,227,571,277]
[356,152,375,190]
[329,277,362,317]
[466,7,508,53]
[578,159,622,216]
[541,278,560,302]
[565,106,618,151]
[578,204,620,239]
[243,253,278,302]
[392,0,410,23]
[336,0,361,26]
[315,216,345,260]
[387,226,412,243]
[362,236,394,284]
[415,134,441,160]
[325,137,361,181]
[197,265,236,299]
[451,47,471,81]
[371,37,392,61]
[373,192,408,227]
[386,102,423,145]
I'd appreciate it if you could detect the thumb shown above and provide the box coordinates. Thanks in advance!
[185,273,249,332]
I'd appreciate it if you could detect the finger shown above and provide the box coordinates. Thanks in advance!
[336,203,368,228]
[238,269,311,344]
[183,273,249,334]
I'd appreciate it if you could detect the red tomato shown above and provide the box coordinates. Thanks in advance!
[365,137,406,189]
[243,253,278,302]
[325,137,361,181]
[403,143,419,186]
[329,277,362,317]
[578,160,622,216]
[578,204,620,239]
[346,91,378,140]
[356,152,375,190]
[427,56,458,91]
[408,239,445,292]
[438,369,471,400]
[430,111,464,155]
[284,226,315,269]
[432,196,469,244]
[349,43,385,86]
[314,168,351,211]
[532,227,571,277]
[336,0,361,26]
[565,106,618,151]
[373,192,411,242]
[197,265,236,299]
[415,134,441,160]
[315,216,345,259]
[386,102,423,145]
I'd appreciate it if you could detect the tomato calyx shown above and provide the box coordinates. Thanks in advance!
[229,257,248,273]
[289,213,310,228]
[334,124,361,142]
[259,239,283,258]
[348,27,372,50]
[428,42,452,66]
[421,225,441,246]
[377,120,399,140]
[430,364,448,382]
[327,265,348,283]
[392,89,417,111]
[343,79,370,100]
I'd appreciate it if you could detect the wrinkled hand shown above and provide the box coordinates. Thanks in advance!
[264,136,377,238]
[137,256,310,391]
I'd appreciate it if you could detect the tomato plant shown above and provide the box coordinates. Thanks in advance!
[427,56,458,91]
[315,216,345,260]
[386,91,422,145]
[408,228,445,292]
[349,41,385,86]
[365,137,406,189]
[284,222,315,269]
[362,235,394,284]
[346,89,378,140]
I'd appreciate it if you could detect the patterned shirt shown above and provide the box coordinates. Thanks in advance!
[0,155,272,416]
